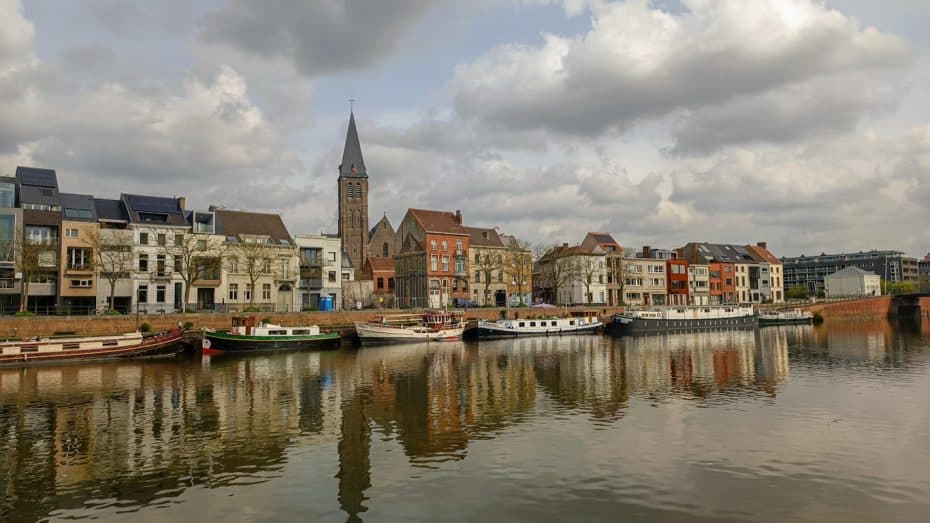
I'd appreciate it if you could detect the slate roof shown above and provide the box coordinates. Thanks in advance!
[464,226,504,248]
[94,198,128,222]
[60,193,97,222]
[827,266,876,278]
[338,112,367,178]
[215,209,292,244]
[15,166,58,188]
[121,194,187,226]
[539,244,600,263]
[408,208,468,235]
[681,242,758,264]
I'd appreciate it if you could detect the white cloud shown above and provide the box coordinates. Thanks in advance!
[452,0,910,143]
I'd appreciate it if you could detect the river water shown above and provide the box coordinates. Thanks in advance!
[2,320,929,522]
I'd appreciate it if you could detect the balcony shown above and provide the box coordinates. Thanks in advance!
[453,256,467,278]
[65,264,94,275]
[152,271,173,280]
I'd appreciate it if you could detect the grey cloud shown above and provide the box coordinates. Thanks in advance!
[200,0,438,76]
[452,0,910,142]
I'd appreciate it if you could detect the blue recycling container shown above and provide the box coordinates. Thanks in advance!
[320,296,333,311]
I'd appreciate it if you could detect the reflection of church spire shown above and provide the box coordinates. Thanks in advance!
[337,388,371,523]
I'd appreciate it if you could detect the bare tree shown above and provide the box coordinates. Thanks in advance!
[578,256,601,304]
[8,229,57,312]
[504,237,533,305]
[537,244,581,305]
[473,250,503,305]
[84,228,133,313]
[225,240,280,309]
[163,231,221,311]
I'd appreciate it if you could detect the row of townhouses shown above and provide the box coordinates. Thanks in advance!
[532,233,787,307]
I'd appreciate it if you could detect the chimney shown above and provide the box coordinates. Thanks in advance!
[482,231,489,240]
[642,245,651,258]
[757,241,767,249]
[208,204,217,212]
[177,196,186,210]
[454,209,462,225]
[562,242,569,248]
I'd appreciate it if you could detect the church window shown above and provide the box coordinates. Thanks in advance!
[382,242,389,257]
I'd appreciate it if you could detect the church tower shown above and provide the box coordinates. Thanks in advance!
[338,111,369,270]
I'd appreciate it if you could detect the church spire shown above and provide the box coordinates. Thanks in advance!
[339,111,367,178]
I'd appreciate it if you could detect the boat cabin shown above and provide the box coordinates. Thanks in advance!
[229,315,321,337]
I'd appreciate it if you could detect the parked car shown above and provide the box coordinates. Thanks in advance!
[454,298,478,309]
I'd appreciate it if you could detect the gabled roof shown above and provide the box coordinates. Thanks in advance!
[369,213,394,239]
[464,226,504,248]
[398,233,425,255]
[746,244,781,265]
[60,193,97,222]
[827,266,875,278]
[680,242,759,264]
[581,232,621,252]
[94,198,127,222]
[338,112,367,178]
[122,194,187,226]
[408,208,467,235]
[215,209,292,244]
[366,257,395,271]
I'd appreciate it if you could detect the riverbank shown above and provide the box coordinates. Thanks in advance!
[0,306,626,338]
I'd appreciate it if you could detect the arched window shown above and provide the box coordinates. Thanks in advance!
[382,242,389,257]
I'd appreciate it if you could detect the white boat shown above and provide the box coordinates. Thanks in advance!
[477,313,602,338]
[355,311,465,344]
[0,328,184,366]
[609,305,757,335]
[758,309,814,325]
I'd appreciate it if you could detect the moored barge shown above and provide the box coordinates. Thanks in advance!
[0,328,184,366]
[202,315,340,354]
[355,311,465,344]
[477,312,602,338]
[609,305,757,335]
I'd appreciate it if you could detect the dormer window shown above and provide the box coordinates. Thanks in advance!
[139,212,168,223]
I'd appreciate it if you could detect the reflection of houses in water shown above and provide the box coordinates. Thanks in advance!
[808,320,895,362]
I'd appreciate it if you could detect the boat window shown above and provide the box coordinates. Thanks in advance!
[518,322,525,327]
[102,340,118,347]
[268,330,288,335]
[63,343,80,350]
[529,322,536,327]
[20,347,38,353]
[551,321,557,326]
[570,320,575,326]
[292,330,310,335]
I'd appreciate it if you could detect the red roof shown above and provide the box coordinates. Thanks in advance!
[366,257,395,271]
[746,244,781,265]
[408,208,468,235]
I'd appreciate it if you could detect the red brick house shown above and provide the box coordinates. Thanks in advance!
[667,258,689,305]
[394,209,470,308]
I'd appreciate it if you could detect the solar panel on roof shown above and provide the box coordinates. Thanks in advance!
[34,170,56,187]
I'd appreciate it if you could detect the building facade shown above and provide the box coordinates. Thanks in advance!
[824,267,881,298]
[781,250,917,294]
[688,264,710,305]
[394,209,470,308]
[666,258,689,305]
[536,244,607,305]
[295,234,342,311]
[621,257,667,306]
[466,226,508,306]
[581,232,623,306]
[59,193,98,313]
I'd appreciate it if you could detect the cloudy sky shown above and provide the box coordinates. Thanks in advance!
[1,0,928,257]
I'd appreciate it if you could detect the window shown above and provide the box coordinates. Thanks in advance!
[156,254,166,276]
[67,247,92,270]
[174,256,182,273]
[474,253,480,263]
[139,213,168,223]
[156,285,166,303]
[262,259,271,273]
[441,240,448,251]
[262,283,271,301]
[244,284,252,301]
[342,272,350,280]
[441,256,449,272]
[25,226,56,245]
[139,253,149,272]
[70,279,92,288]
[328,251,336,262]
[229,257,238,273]
[456,240,463,255]
[377,277,384,289]
[474,270,480,283]
[138,284,148,303]
[139,232,148,245]
[229,283,238,301]
[175,233,183,246]
[328,271,337,283]
[65,228,79,238]
[431,255,438,271]
[430,279,439,289]
[497,270,503,283]
[431,240,437,251]
[382,242,389,257]
[0,183,13,208]
[157,233,166,246]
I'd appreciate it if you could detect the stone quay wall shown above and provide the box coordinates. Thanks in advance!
[0,306,625,339]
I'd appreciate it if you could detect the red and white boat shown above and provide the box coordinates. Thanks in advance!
[355,311,465,344]
[0,327,185,366]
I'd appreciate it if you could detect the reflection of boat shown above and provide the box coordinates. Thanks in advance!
[477,313,602,338]
[355,311,465,344]
[202,315,340,353]
[609,305,756,335]
[0,328,184,366]
[758,309,814,326]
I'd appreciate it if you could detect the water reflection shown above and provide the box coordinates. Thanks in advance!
[1,322,928,522]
